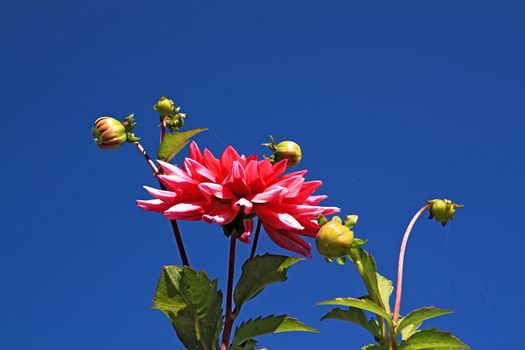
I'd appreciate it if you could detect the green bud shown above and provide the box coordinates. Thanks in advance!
[153,96,175,117]
[427,199,464,226]
[344,215,359,228]
[92,117,127,150]
[274,141,302,168]
[316,217,355,259]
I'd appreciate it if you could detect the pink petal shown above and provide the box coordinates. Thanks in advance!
[164,203,204,220]
[251,187,286,203]
[239,219,253,243]
[203,148,223,179]
[233,198,253,214]
[143,186,178,202]
[262,223,312,257]
[136,199,172,212]
[256,205,304,230]
[189,141,204,163]
[198,182,235,199]
[223,161,250,196]
[184,158,217,182]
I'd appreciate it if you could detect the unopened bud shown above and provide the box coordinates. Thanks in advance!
[316,216,354,259]
[92,117,127,150]
[274,141,302,168]
[427,199,464,226]
[153,96,175,117]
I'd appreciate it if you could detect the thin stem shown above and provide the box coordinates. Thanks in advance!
[221,235,237,350]
[170,219,190,267]
[249,219,262,259]
[133,141,159,175]
[160,117,167,144]
[133,141,190,267]
[392,204,431,329]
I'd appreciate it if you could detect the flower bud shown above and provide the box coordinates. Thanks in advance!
[92,117,127,150]
[427,199,464,226]
[274,141,302,168]
[153,96,175,117]
[316,216,354,259]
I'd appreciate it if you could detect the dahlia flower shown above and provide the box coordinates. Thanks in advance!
[137,142,339,257]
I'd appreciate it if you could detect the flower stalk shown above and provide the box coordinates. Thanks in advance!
[249,219,262,259]
[392,203,431,328]
[221,234,238,350]
[133,141,190,267]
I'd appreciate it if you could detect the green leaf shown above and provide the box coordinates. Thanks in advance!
[399,329,469,350]
[230,339,258,350]
[317,297,391,322]
[157,128,207,162]
[397,307,454,335]
[351,238,367,248]
[347,248,384,309]
[376,273,393,316]
[234,254,302,311]
[401,322,422,341]
[232,315,318,346]
[321,307,381,339]
[361,345,388,350]
[153,265,223,350]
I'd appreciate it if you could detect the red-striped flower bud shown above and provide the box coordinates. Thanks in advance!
[92,117,127,150]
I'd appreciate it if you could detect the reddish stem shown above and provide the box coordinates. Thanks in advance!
[221,235,237,350]
[160,117,167,144]
[392,203,431,328]
[133,141,190,267]
[133,141,159,175]
[249,219,262,259]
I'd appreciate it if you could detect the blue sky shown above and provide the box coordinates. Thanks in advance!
[1,1,524,349]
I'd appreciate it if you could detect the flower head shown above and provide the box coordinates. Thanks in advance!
[137,142,339,256]
[427,198,464,226]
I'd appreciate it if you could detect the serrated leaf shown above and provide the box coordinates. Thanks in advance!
[230,339,258,350]
[397,307,454,335]
[321,307,381,339]
[399,329,469,350]
[234,254,302,310]
[232,315,318,346]
[317,297,390,322]
[157,128,207,162]
[376,273,393,316]
[153,265,223,350]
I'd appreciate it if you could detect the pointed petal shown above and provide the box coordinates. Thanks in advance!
[198,182,235,199]
[136,199,172,212]
[239,219,253,243]
[255,205,304,230]
[143,186,178,202]
[262,223,312,257]
[189,141,203,163]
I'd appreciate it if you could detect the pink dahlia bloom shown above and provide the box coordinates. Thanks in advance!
[137,142,339,257]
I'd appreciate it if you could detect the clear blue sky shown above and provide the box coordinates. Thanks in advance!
[1,1,523,349]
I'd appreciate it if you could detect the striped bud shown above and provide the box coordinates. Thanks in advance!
[92,117,127,150]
